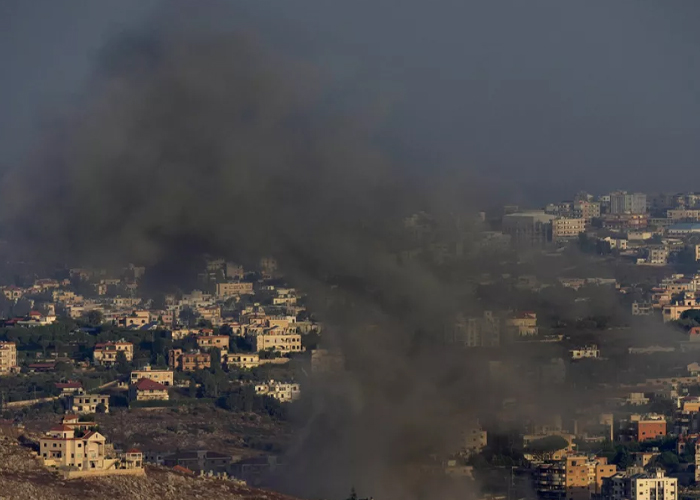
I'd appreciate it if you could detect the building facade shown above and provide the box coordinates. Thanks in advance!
[0,341,18,375]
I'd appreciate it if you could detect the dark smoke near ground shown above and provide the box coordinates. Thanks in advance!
[0,9,596,500]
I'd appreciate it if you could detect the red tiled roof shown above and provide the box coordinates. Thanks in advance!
[126,448,142,454]
[172,465,194,475]
[133,378,167,391]
[50,425,73,432]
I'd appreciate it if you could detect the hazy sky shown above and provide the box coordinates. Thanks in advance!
[3,1,700,203]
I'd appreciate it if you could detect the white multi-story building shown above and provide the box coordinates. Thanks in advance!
[606,469,677,500]
[254,380,300,402]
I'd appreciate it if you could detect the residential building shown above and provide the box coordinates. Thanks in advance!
[610,191,647,215]
[216,282,254,297]
[634,414,666,442]
[93,342,133,366]
[631,302,653,316]
[647,247,669,266]
[570,345,600,360]
[168,349,211,372]
[667,209,700,221]
[161,450,234,474]
[129,366,173,386]
[70,390,110,414]
[130,378,169,401]
[574,201,601,222]
[449,312,501,347]
[254,380,301,402]
[552,218,586,242]
[537,455,617,500]
[223,352,260,369]
[604,469,677,500]
[0,341,19,375]
[695,442,700,482]
[667,223,700,236]
[506,312,538,337]
[662,304,700,322]
[463,422,487,455]
[40,425,109,471]
[502,211,556,247]
[251,331,303,353]
[196,335,230,351]
[602,214,649,230]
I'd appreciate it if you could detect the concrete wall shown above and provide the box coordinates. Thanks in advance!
[62,468,145,479]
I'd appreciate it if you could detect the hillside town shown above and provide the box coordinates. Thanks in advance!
[6,190,700,499]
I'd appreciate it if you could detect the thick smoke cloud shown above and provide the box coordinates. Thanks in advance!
[0,10,494,499]
[1,4,674,500]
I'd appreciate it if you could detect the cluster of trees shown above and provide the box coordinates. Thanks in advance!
[217,385,288,419]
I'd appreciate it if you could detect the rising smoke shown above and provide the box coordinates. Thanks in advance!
[0,4,614,500]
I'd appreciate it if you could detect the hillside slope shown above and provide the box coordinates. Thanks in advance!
[0,435,300,500]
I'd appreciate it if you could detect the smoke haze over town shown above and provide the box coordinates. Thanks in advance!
[2,2,700,500]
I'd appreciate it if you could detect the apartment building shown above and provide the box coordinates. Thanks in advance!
[502,211,556,247]
[168,349,211,372]
[506,312,538,337]
[604,469,677,500]
[251,331,303,353]
[129,366,173,386]
[574,201,601,221]
[633,414,666,442]
[223,352,260,369]
[631,302,653,316]
[254,380,301,402]
[610,191,647,215]
[552,217,586,242]
[196,335,230,351]
[449,312,501,347]
[93,342,133,366]
[537,455,617,500]
[216,281,254,298]
[0,341,18,375]
[70,390,110,414]
[667,209,700,221]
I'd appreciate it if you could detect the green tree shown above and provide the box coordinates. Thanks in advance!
[84,310,104,327]
[115,351,130,375]
[96,402,107,414]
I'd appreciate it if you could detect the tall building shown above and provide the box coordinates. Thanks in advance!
[537,455,617,500]
[0,341,18,375]
[502,211,556,247]
[609,192,647,215]
[552,218,586,242]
